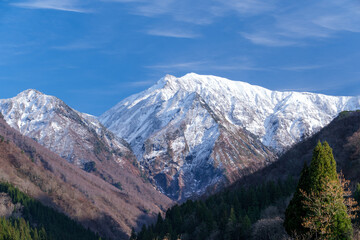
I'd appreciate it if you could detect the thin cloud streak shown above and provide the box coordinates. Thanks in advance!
[218,0,276,16]
[68,81,156,96]
[241,32,298,47]
[147,60,327,73]
[52,41,103,51]
[11,0,91,13]
[146,61,208,70]
[241,0,360,46]
[279,65,324,71]
[130,80,156,87]
[104,0,277,24]
[146,29,200,38]
[147,61,272,72]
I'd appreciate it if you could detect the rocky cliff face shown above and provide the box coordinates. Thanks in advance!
[100,73,360,200]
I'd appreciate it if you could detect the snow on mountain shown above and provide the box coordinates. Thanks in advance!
[0,96,173,238]
[102,73,360,152]
[100,73,360,200]
[0,89,134,167]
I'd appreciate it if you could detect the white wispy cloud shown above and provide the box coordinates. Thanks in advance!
[146,58,328,73]
[278,65,324,71]
[146,28,200,38]
[132,0,174,17]
[314,15,360,33]
[103,0,276,25]
[241,0,360,46]
[146,61,207,70]
[146,59,272,72]
[105,0,360,46]
[52,41,102,50]
[280,78,360,94]
[11,0,90,13]
[129,80,155,87]
[218,0,276,16]
[241,32,298,47]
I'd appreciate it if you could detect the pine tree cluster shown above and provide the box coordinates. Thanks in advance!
[0,217,47,240]
[0,182,103,240]
[132,177,296,240]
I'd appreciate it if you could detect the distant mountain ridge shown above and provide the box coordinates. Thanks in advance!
[100,73,360,200]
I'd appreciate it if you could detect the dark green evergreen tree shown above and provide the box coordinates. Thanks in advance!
[284,161,310,235]
[284,141,353,239]
[129,227,137,240]
[0,182,103,240]
[134,176,296,240]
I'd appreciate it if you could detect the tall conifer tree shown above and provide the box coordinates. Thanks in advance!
[284,141,353,239]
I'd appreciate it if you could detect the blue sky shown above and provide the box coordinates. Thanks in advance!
[1,0,360,115]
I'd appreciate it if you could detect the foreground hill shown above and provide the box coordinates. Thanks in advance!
[133,110,360,240]
[0,113,172,239]
[100,73,360,200]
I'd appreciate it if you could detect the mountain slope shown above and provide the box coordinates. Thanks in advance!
[233,110,360,189]
[0,90,149,195]
[100,73,360,200]
[0,94,172,238]
[135,110,360,240]
[0,182,101,240]
[0,89,133,168]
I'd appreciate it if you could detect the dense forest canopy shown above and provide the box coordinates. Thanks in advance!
[133,177,296,240]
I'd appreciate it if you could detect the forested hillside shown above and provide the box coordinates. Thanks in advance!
[0,217,46,240]
[133,177,296,240]
[0,182,101,240]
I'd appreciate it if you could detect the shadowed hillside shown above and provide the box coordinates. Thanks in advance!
[232,110,360,188]
[0,113,172,239]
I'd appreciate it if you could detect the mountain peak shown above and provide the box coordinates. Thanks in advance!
[160,73,209,86]
[11,89,61,107]
[164,74,176,79]
[157,74,176,85]
[181,72,200,78]
[18,89,44,97]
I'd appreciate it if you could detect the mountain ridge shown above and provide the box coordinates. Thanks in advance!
[101,73,360,152]
[2,73,359,202]
[100,73,360,200]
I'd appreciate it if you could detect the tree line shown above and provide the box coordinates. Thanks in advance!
[132,176,296,240]
[132,141,360,240]
[0,182,103,240]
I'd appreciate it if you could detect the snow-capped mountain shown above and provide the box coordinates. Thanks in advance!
[0,103,172,238]
[100,73,360,200]
[0,89,134,168]
[0,89,175,233]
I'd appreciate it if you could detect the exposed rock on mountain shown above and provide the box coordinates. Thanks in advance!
[100,73,360,200]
